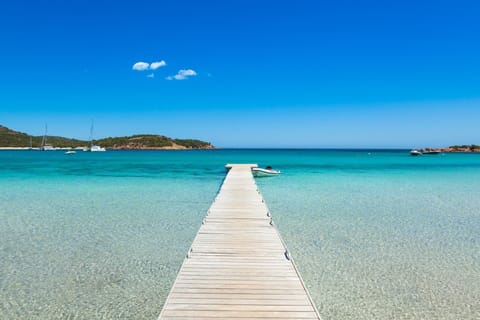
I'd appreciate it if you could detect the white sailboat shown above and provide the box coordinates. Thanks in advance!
[86,120,106,152]
[40,124,56,151]
[90,145,106,152]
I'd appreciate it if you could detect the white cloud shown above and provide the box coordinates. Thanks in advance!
[150,60,166,70]
[147,73,155,78]
[132,62,150,71]
[166,69,197,80]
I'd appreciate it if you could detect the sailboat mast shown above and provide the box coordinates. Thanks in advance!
[89,120,94,148]
[41,124,47,149]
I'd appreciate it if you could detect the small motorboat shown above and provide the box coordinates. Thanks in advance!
[252,166,281,177]
[410,149,422,156]
[411,149,441,156]
[65,150,76,155]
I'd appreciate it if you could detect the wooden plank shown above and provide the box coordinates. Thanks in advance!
[161,310,318,318]
[169,289,309,296]
[165,298,312,305]
[161,318,317,320]
[164,304,315,312]
[158,164,321,319]
[169,292,307,298]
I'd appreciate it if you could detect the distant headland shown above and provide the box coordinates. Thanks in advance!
[416,145,480,153]
[0,125,214,150]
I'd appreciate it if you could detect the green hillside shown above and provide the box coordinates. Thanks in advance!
[96,135,213,149]
[0,125,85,148]
[0,125,214,149]
[0,125,35,147]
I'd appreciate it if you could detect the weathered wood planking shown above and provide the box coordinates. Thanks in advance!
[158,164,321,319]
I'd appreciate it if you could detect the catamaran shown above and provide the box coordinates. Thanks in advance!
[89,145,106,152]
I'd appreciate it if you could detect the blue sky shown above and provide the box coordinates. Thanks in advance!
[1,0,479,147]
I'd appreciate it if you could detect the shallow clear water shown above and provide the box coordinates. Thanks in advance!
[0,150,479,319]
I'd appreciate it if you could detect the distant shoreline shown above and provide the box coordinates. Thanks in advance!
[0,147,214,151]
[1,147,480,152]
[1,124,215,150]
[414,146,480,153]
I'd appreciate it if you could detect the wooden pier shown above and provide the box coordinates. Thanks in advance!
[158,164,321,319]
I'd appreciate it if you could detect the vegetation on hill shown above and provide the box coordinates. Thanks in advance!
[0,125,35,147]
[0,125,84,148]
[41,136,86,148]
[449,144,480,151]
[173,139,213,149]
[96,135,213,149]
[0,125,214,149]
[96,135,173,148]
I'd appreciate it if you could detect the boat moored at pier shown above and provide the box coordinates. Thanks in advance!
[252,166,281,177]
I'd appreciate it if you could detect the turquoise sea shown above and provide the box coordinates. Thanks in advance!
[0,150,479,319]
